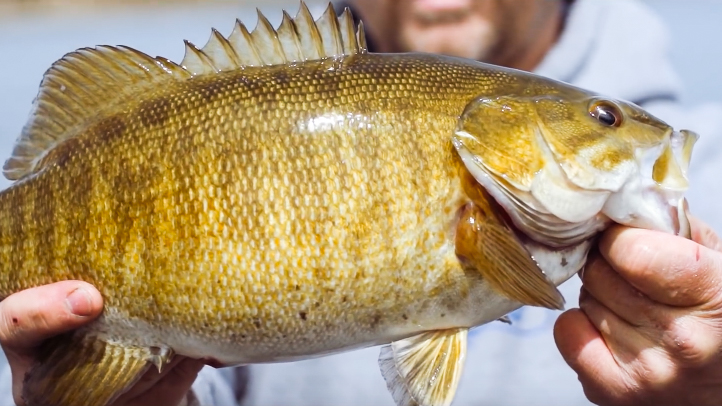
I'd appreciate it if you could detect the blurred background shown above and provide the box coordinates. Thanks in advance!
[0,1,720,405]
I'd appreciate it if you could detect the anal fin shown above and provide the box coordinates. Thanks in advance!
[379,329,468,406]
[23,332,172,406]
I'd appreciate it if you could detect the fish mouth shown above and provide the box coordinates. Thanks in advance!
[600,128,697,239]
[453,127,698,248]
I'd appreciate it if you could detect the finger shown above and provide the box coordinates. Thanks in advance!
[582,252,676,330]
[582,251,722,367]
[554,308,628,406]
[579,290,655,365]
[599,226,722,307]
[119,358,204,406]
[0,281,103,351]
[581,289,686,397]
[688,214,722,252]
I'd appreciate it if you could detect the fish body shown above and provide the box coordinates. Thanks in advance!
[0,3,697,406]
[3,51,537,359]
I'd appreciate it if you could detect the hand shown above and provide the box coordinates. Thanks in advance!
[0,281,204,406]
[554,215,722,406]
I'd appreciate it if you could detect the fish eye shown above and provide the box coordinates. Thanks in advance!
[589,102,623,127]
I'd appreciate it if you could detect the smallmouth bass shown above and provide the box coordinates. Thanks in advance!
[0,2,698,406]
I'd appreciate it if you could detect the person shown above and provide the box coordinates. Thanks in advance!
[2,0,722,405]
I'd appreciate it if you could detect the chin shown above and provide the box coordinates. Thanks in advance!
[399,23,496,61]
[404,37,490,60]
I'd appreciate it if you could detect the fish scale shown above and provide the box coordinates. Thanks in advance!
[0,2,696,406]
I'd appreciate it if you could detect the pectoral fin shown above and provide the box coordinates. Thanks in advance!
[455,202,564,310]
[22,332,173,406]
[378,328,468,406]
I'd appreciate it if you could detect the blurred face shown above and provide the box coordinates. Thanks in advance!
[351,0,563,70]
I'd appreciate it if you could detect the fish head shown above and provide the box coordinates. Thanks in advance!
[452,83,698,253]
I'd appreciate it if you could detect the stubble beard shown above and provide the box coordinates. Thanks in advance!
[396,16,498,61]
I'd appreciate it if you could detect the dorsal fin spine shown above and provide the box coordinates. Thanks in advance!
[251,8,287,66]
[316,3,343,56]
[188,1,367,70]
[277,11,303,62]
[357,21,368,52]
[294,2,324,60]
[340,7,358,54]
[206,29,242,70]
[182,40,218,75]
[228,20,262,66]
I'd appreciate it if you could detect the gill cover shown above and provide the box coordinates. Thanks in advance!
[452,94,697,246]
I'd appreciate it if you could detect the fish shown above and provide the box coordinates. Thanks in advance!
[0,2,698,406]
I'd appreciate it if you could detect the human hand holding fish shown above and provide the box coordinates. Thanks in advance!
[556,214,722,406]
[0,281,203,406]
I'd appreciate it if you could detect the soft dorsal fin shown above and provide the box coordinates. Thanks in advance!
[3,1,367,181]
[2,46,191,180]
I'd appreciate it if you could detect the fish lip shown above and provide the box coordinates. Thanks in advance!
[598,126,697,238]
[666,128,697,239]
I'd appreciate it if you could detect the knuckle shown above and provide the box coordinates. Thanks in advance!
[578,372,615,405]
[578,367,640,406]
[633,349,676,387]
[662,317,715,366]
[618,354,675,406]
[27,304,54,333]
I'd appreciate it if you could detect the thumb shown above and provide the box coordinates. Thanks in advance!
[0,281,103,351]
[688,213,722,252]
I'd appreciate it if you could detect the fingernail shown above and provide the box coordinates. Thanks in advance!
[65,287,93,316]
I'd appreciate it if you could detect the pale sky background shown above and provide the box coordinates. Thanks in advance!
[0,0,719,191]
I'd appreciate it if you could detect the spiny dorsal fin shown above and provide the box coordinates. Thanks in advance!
[180,1,367,73]
[3,1,367,181]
